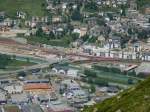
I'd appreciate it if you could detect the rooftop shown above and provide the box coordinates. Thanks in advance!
[24,83,53,90]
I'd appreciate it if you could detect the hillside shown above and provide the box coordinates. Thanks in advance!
[83,78,150,112]
[0,0,46,17]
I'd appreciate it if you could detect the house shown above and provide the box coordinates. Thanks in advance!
[85,17,98,28]
[132,42,142,52]
[73,28,80,35]
[52,66,68,74]
[55,28,64,36]
[72,39,83,47]
[82,45,94,54]
[88,25,104,37]
[0,91,7,104]
[97,35,105,47]
[61,79,80,92]
[92,47,109,57]
[52,16,62,23]
[122,51,137,60]
[68,90,89,103]
[142,52,150,61]
[106,35,121,49]
[80,27,87,37]
[62,80,89,103]
[144,5,150,15]
[0,11,5,21]
[62,3,67,11]
[0,79,13,85]
[67,69,79,78]
[109,50,122,59]
[17,11,26,19]
[3,18,13,27]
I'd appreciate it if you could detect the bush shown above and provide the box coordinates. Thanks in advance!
[94,78,108,86]
[84,69,97,77]
[109,67,121,74]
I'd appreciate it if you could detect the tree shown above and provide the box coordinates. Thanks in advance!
[17,71,26,77]
[81,34,89,42]
[128,79,133,84]
[26,58,30,63]
[84,69,97,77]
[36,27,44,37]
[71,33,79,41]
[138,29,149,40]
[97,19,106,26]
[47,13,52,25]
[71,9,82,21]
[121,5,126,16]
[67,23,74,33]
[128,28,133,35]
[0,54,11,69]
[90,84,96,93]
[84,1,98,12]
[12,55,16,60]
[49,31,55,39]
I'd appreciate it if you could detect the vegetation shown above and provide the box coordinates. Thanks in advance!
[71,9,82,21]
[93,65,121,74]
[27,35,73,47]
[8,59,35,67]
[83,77,150,112]
[83,65,141,86]
[0,54,35,70]
[84,1,98,13]
[137,0,150,10]
[0,0,46,17]
[27,27,80,47]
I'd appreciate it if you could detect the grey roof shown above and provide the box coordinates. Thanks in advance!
[142,52,150,56]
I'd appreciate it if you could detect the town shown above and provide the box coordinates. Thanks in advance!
[0,0,149,112]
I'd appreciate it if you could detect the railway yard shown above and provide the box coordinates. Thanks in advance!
[0,38,148,112]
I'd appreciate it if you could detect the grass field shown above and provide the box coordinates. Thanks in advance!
[0,0,46,17]
[8,60,35,67]
[1,60,35,71]
[27,36,71,47]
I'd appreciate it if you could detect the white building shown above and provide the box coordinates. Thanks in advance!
[4,85,23,94]
[67,69,79,78]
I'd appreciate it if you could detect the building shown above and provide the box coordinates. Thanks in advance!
[4,85,23,94]
[11,93,28,104]
[67,69,79,78]
[23,83,54,94]
[24,79,49,84]
[52,66,68,74]
[0,91,7,104]
[142,52,150,61]
[144,5,150,14]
